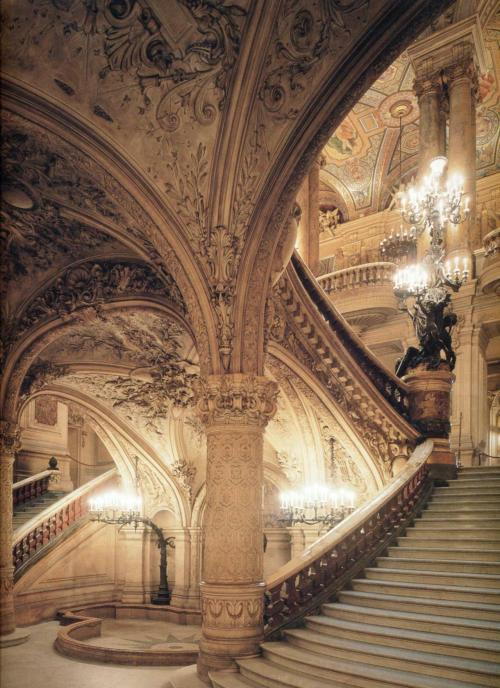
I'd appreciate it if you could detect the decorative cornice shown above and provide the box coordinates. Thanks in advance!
[195,374,278,427]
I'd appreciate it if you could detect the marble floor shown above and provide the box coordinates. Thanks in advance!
[0,621,205,688]
[84,618,201,652]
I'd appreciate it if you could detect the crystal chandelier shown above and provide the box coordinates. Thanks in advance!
[394,156,469,377]
[89,486,174,605]
[379,226,417,264]
[279,483,356,529]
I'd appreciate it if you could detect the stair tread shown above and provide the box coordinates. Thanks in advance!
[323,602,500,630]
[366,567,500,582]
[209,672,255,688]
[283,628,500,673]
[353,577,500,596]
[304,615,500,651]
[251,646,485,688]
[380,557,500,567]
[340,590,500,612]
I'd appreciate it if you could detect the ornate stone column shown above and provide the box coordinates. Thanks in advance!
[446,49,478,259]
[0,421,21,637]
[196,374,278,679]
[404,367,456,480]
[413,73,446,259]
[296,158,321,275]
[415,74,446,179]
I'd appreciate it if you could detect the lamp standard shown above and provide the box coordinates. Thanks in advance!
[393,157,469,377]
[89,491,175,605]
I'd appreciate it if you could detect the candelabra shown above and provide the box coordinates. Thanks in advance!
[279,483,356,530]
[89,491,175,605]
[379,226,417,264]
[394,157,469,377]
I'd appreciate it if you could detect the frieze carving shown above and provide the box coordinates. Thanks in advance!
[201,595,262,628]
[196,374,278,427]
[5,260,184,357]
[276,451,302,485]
[34,397,58,427]
[171,458,197,499]
[20,360,69,402]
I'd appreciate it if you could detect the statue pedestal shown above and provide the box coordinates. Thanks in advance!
[404,366,457,481]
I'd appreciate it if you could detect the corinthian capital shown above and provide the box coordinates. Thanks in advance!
[413,72,443,98]
[195,374,278,427]
[0,420,22,458]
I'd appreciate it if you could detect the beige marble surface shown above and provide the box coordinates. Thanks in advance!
[0,621,203,688]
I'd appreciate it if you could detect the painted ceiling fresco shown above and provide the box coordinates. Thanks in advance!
[320,12,500,233]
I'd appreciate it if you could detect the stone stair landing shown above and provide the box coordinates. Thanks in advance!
[210,466,500,688]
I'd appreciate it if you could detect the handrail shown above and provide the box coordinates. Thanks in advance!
[317,261,396,294]
[13,468,118,577]
[13,470,58,508]
[290,252,409,418]
[264,439,433,637]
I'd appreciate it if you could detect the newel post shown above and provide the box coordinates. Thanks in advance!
[404,366,456,481]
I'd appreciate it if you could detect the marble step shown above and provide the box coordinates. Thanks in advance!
[364,567,500,589]
[452,479,500,488]
[378,556,500,575]
[428,497,500,508]
[262,640,498,686]
[282,629,500,685]
[421,509,500,520]
[418,516,500,527]
[351,577,500,604]
[304,614,500,662]
[434,484,500,493]
[209,673,256,688]
[322,602,500,641]
[387,545,500,562]
[406,528,500,541]
[458,468,500,477]
[338,590,500,621]
[396,536,500,552]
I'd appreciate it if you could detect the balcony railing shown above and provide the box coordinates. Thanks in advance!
[480,228,500,295]
[264,440,433,638]
[317,262,396,294]
[13,470,58,508]
[12,468,117,579]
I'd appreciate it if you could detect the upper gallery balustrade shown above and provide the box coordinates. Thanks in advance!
[480,227,500,295]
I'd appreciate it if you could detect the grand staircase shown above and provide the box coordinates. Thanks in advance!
[13,490,66,530]
[211,465,500,688]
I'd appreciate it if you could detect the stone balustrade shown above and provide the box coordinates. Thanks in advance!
[479,227,500,295]
[317,262,397,294]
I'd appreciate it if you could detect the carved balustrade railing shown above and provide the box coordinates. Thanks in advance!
[264,440,433,638]
[317,262,397,294]
[484,228,499,262]
[12,468,117,579]
[13,470,57,508]
[291,253,409,418]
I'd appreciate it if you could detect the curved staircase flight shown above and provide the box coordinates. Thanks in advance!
[211,464,500,688]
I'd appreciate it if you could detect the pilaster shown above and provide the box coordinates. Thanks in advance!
[0,421,21,638]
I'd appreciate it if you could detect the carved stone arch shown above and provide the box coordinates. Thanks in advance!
[227,0,453,375]
[20,385,189,526]
[267,343,387,491]
[2,80,220,374]
[1,298,197,425]
[191,484,207,530]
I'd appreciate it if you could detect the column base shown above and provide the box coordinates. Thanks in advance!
[0,628,30,648]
